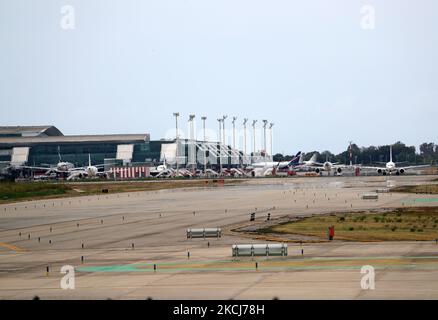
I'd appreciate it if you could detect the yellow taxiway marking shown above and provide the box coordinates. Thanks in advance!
[0,242,27,252]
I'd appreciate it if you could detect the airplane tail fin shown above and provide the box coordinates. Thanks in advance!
[389,145,393,163]
[288,152,302,165]
[88,154,91,167]
[309,153,318,164]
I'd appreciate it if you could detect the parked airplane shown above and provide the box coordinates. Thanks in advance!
[305,156,344,174]
[66,154,111,180]
[9,147,76,177]
[250,152,302,177]
[291,152,352,175]
[359,145,429,175]
[150,158,196,178]
[42,147,75,173]
[251,152,302,169]
[150,158,170,177]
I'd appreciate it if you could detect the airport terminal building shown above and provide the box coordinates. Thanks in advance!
[0,126,245,176]
[0,126,152,167]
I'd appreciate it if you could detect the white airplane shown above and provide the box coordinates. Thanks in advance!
[43,147,75,173]
[250,152,302,177]
[150,158,173,177]
[312,161,345,174]
[66,154,111,180]
[290,151,352,175]
[299,153,318,166]
[18,148,75,175]
[251,152,302,169]
[292,153,339,173]
[150,158,195,178]
[359,145,430,175]
[50,161,75,173]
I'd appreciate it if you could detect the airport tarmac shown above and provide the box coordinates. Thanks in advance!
[1,175,438,299]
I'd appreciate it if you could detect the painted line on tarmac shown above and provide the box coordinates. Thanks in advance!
[406,198,438,203]
[76,255,438,273]
[76,264,438,273]
[0,242,27,252]
[306,255,438,261]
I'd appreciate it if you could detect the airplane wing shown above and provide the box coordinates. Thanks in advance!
[92,163,115,168]
[66,170,87,180]
[312,162,325,166]
[357,165,384,171]
[277,161,292,169]
[400,164,431,170]
[68,161,116,171]
[357,164,431,172]
[297,165,323,171]
[332,164,350,168]
[19,165,57,171]
[290,164,309,170]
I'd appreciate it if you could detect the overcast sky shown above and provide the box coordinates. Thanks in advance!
[0,0,437,154]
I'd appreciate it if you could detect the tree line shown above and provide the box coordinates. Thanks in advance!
[273,142,438,165]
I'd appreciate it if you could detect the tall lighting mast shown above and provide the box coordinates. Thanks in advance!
[262,120,268,160]
[222,115,227,168]
[232,116,237,150]
[173,112,180,177]
[217,118,223,173]
[188,115,196,172]
[201,116,207,175]
[252,120,257,163]
[217,118,222,144]
[269,122,274,159]
[222,115,227,147]
[243,118,248,163]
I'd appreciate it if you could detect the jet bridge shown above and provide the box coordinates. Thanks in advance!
[11,147,29,165]
[196,142,242,166]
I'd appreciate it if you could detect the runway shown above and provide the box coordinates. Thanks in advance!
[1,175,438,299]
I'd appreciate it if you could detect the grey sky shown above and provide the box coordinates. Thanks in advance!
[0,0,437,154]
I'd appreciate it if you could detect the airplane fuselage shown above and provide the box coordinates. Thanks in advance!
[251,162,279,168]
[386,161,396,170]
[56,162,74,172]
[323,161,333,171]
[86,166,99,176]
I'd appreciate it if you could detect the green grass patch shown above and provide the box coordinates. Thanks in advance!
[0,179,245,204]
[392,184,438,194]
[0,182,70,201]
[264,207,438,241]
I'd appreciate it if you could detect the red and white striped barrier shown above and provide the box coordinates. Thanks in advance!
[109,166,151,179]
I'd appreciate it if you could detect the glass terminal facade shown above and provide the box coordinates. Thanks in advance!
[0,126,245,170]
